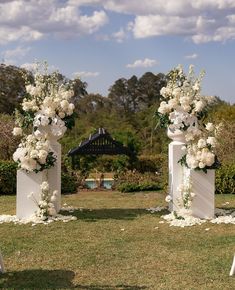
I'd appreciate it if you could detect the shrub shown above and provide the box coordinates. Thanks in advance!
[0,161,17,195]
[61,172,78,194]
[215,163,235,194]
[114,171,162,193]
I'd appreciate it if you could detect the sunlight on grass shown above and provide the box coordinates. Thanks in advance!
[1,191,235,289]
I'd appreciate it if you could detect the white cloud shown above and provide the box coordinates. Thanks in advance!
[112,28,127,43]
[2,46,31,59]
[0,0,235,44]
[74,71,100,78]
[126,58,157,68]
[0,0,108,44]
[132,15,196,38]
[185,53,198,59]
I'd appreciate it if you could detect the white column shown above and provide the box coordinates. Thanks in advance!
[168,141,185,212]
[191,169,215,219]
[16,141,61,219]
[230,255,235,276]
[16,170,47,219]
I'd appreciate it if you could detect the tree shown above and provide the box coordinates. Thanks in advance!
[138,72,167,107]
[0,64,31,114]
[108,72,166,115]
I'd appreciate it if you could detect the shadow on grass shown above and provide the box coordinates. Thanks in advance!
[60,208,168,222]
[74,284,147,289]
[0,269,75,288]
[0,270,148,289]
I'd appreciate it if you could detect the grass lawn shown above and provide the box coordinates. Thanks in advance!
[1,191,235,289]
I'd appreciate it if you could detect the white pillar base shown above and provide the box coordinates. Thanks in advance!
[16,141,61,219]
[230,255,235,276]
[190,169,215,219]
[168,141,186,212]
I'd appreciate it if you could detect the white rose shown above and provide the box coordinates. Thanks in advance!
[207,137,216,147]
[30,149,39,159]
[205,122,214,132]
[194,100,205,112]
[198,138,207,149]
[53,191,58,197]
[168,98,178,109]
[68,103,75,111]
[38,150,48,164]
[205,152,215,166]
[40,181,49,191]
[165,195,172,203]
[51,195,57,202]
[172,87,181,99]
[48,207,57,216]
[13,127,23,136]
[199,162,206,168]
[60,100,69,110]
[59,112,65,119]
[160,87,167,98]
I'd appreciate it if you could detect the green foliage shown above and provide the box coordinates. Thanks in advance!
[61,172,78,194]
[114,171,162,193]
[216,163,235,194]
[135,154,168,173]
[0,114,20,160]
[63,112,78,130]
[0,64,32,114]
[155,111,171,128]
[0,161,17,195]
[117,182,161,193]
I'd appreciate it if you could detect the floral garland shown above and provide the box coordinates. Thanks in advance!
[12,63,76,220]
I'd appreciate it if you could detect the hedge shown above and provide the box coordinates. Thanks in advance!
[216,163,235,194]
[61,172,78,194]
[0,160,17,195]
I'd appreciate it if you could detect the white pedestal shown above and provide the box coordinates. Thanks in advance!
[230,255,235,276]
[16,141,61,219]
[191,169,215,219]
[168,141,186,212]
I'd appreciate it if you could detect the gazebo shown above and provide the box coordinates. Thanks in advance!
[68,128,132,169]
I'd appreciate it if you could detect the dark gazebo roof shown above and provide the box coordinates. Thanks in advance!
[68,128,131,156]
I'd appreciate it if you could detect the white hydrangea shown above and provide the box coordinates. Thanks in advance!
[13,127,23,136]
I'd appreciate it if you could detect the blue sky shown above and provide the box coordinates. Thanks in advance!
[0,0,235,104]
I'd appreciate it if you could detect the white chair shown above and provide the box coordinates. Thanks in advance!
[0,252,5,273]
[229,254,235,276]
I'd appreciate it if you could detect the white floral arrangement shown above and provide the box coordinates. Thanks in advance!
[13,62,76,173]
[28,181,58,220]
[156,64,220,172]
[12,62,76,220]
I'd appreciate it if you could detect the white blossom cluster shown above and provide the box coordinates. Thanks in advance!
[177,169,195,209]
[27,181,58,219]
[12,65,75,172]
[13,134,53,172]
[158,65,215,131]
[157,65,218,171]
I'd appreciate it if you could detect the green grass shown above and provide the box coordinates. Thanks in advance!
[1,191,235,289]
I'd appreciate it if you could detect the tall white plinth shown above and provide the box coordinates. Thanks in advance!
[16,141,61,219]
[168,141,185,212]
[191,169,215,219]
